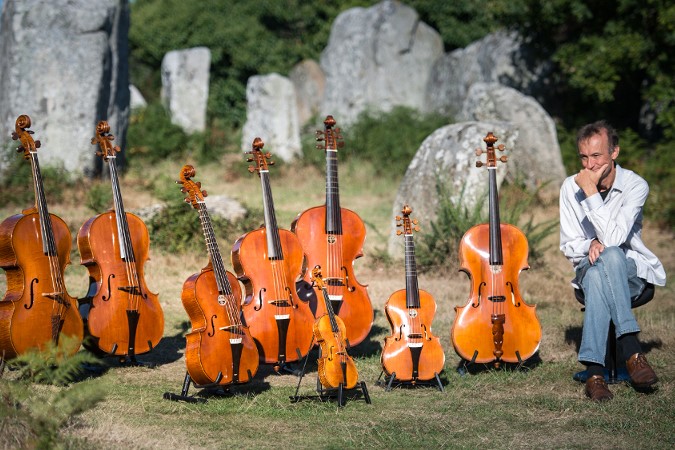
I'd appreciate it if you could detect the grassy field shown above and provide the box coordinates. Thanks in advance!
[1,155,674,449]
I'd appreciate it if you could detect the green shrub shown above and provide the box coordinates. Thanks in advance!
[126,102,189,163]
[0,341,104,448]
[147,196,264,254]
[417,178,557,271]
[0,155,74,208]
[85,180,113,213]
[417,181,486,272]
[302,107,447,178]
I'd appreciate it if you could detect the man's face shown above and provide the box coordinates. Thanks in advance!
[578,130,619,185]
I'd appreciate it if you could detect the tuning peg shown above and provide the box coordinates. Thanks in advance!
[396,230,403,235]
[196,181,201,188]
[475,148,483,156]
[35,140,41,148]
[395,216,401,221]
[265,152,272,159]
[269,160,275,166]
[180,187,186,193]
[476,161,484,168]
[412,219,419,225]
[497,144,505,151]
[248,166,255,173]
[176,180,184,185]
[246,157,253,162]
[499,156,508,163]
[414,226,420,232]
[202,190,208,198]
[184,197,190,203]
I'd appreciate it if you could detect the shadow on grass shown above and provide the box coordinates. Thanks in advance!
[454,351,544,376]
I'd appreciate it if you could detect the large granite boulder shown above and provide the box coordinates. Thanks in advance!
[161,47,210,134]
[241,73,301,162]
[458,82,566,193]
[424,30,544,119]
[289,59,325,127]
[320,0,443,125]
[388,121,517,258]
[0,0,129,177]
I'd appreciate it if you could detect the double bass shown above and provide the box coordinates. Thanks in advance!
[0,115,83,358]
[77,121,163,362]
[311,265,358,390]
[177,165,258,385]
[382,205,445,383]
[292,115,373,347]
[451,132,541,367]
[231,138,314,368]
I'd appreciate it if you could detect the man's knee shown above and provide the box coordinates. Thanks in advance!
[597,246,626,268]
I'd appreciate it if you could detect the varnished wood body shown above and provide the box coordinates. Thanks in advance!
[313,313,358,389]
[452,223,541,364]
[181,265,258,385]
[292,206,372,346]
[0,211,83,358]
[382,288,445,381]
[232,227,314,365]
[77,211,163,356]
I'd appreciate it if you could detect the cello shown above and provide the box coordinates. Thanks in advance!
[311,265,358,390]
[0,115,83,358]
[231,138,315,368]
[451,132,541,367]
[381,205,445,385]
[292,115,373,347]
[177,164,258,386]
[77,121,163,362]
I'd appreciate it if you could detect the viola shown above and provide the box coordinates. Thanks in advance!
[231,138,314,367]
[177,165,258,385]
[77,121,163,362]
[292,115,373,347]
[381,205,445,382]
[451,132,541,367]
[311,265,358,390]
[0,115,83,358]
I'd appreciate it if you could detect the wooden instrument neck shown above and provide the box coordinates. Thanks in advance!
[404,233,421,309]
[197,201,234,297]
[325,149,342,234]
[259,170,284,260]
[488,167,503,266]
[107,157,137,263]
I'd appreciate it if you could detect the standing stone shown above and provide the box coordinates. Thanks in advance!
[241,73,301,162]
[388,121,518,258]
[129,84,147,109]
[424,30,544,119]
[289,59,325,127]
[458,82,566,193]
[320,0,443,125]
[0,0,129,177]
[161,47,211,134]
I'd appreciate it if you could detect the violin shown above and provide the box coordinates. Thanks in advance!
[451,132,541,367]
[292,115,373,347]
[231,138,315,367]
[311,265,358,390]
[0,115,83,358]
[381,205,445,382]
[177,165,258,385]
[77,121,163,362]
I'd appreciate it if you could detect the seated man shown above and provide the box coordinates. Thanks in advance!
[559,120,666,401]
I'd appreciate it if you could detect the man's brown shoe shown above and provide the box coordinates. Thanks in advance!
[585,375,613,401]
[626,353,658,388]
